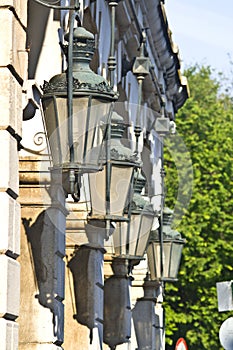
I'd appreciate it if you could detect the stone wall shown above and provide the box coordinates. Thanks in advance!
[0,1,27,348]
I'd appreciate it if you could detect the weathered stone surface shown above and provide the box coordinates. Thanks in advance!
[0,255,20,319]
[0,68,22,136]
[0,192,20,257]
[19,156,51,185]
[19,345,63,350]
[0,7,27,80]
[0,318,19,350]
[19,186,51,207]
[0,130,18,195]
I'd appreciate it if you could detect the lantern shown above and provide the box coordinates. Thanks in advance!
[41,27,117,193]
[147,207,185,281]
[113,172,154,259]
[88,112,141,221]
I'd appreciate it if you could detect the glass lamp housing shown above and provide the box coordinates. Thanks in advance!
[113,172,154,259]
[88,112,141,220]
[147,237,185,281]
[147,207,185,281]
[42,27,117,176]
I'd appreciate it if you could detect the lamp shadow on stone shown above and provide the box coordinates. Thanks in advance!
[67,244,105,347]
[22,209,64,344]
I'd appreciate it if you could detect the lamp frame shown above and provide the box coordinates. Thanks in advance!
[147,237,185,282]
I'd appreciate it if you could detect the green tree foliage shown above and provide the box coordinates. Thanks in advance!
[164,65,233,349]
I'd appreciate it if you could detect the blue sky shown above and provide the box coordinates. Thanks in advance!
[165,0,233,76]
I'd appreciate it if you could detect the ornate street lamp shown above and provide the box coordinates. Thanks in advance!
[88,111,140,221]
[103,30,153,349]
[42,23,118,196]
[147,207,185,282]
[113,171,154,259]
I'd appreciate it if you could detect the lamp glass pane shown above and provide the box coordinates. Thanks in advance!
[89,166,106,216]
[113,219,127,256]
[73,98,111,167]
[110,165,133,216]
[128,214,141,256]
[42,96,111,170]
[163,242,172,278]
[147,242,161,280]
[113,213,153,258]
[113,215,141,257]
[42,97,65,165]
[169,242,183,279]
[135,213,154,257]
[89,165,133,217]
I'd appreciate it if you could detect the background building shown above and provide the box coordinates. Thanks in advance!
[0,0,188,349]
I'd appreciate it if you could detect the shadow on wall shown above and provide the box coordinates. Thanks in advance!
[27,0,51,79]
[22,210,64,342]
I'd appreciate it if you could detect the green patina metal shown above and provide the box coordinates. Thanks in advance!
[131,172,154,214]
[109,112,140,164]
[43,27,118,100]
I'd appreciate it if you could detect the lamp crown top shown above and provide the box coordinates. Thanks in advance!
[130,172,154,213]
[64,27,94,43]
[110,112,125,139]
[43,26,117,100]
[133,172,146,194]
[163,207,173,226]
[63,26,95,61]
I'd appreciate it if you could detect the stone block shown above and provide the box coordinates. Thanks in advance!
[0,192,20,257]
[19,186,51,207]
[19,345,63,350]
[0,255,20,319]
[19,156,51,185]
[0,130,18,196]
[0,0,28,27]
[0,318,18,350]
[0,7,27,81]
[0,67,22,136]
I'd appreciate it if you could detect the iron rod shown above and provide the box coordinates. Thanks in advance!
[68,11,76,164]
[105,120,112,216]
[125,170,135,256]
[135,77,143,155]
[107,2,118,87]
[159,135,165,280]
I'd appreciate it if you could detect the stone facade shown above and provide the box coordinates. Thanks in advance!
[0,2,27,348]
[0,1,188,349]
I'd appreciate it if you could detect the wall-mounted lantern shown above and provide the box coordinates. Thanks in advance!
[147,207,185,281]
[41,26,118,196]
[88,112,140,221]
[113,172,154,259]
